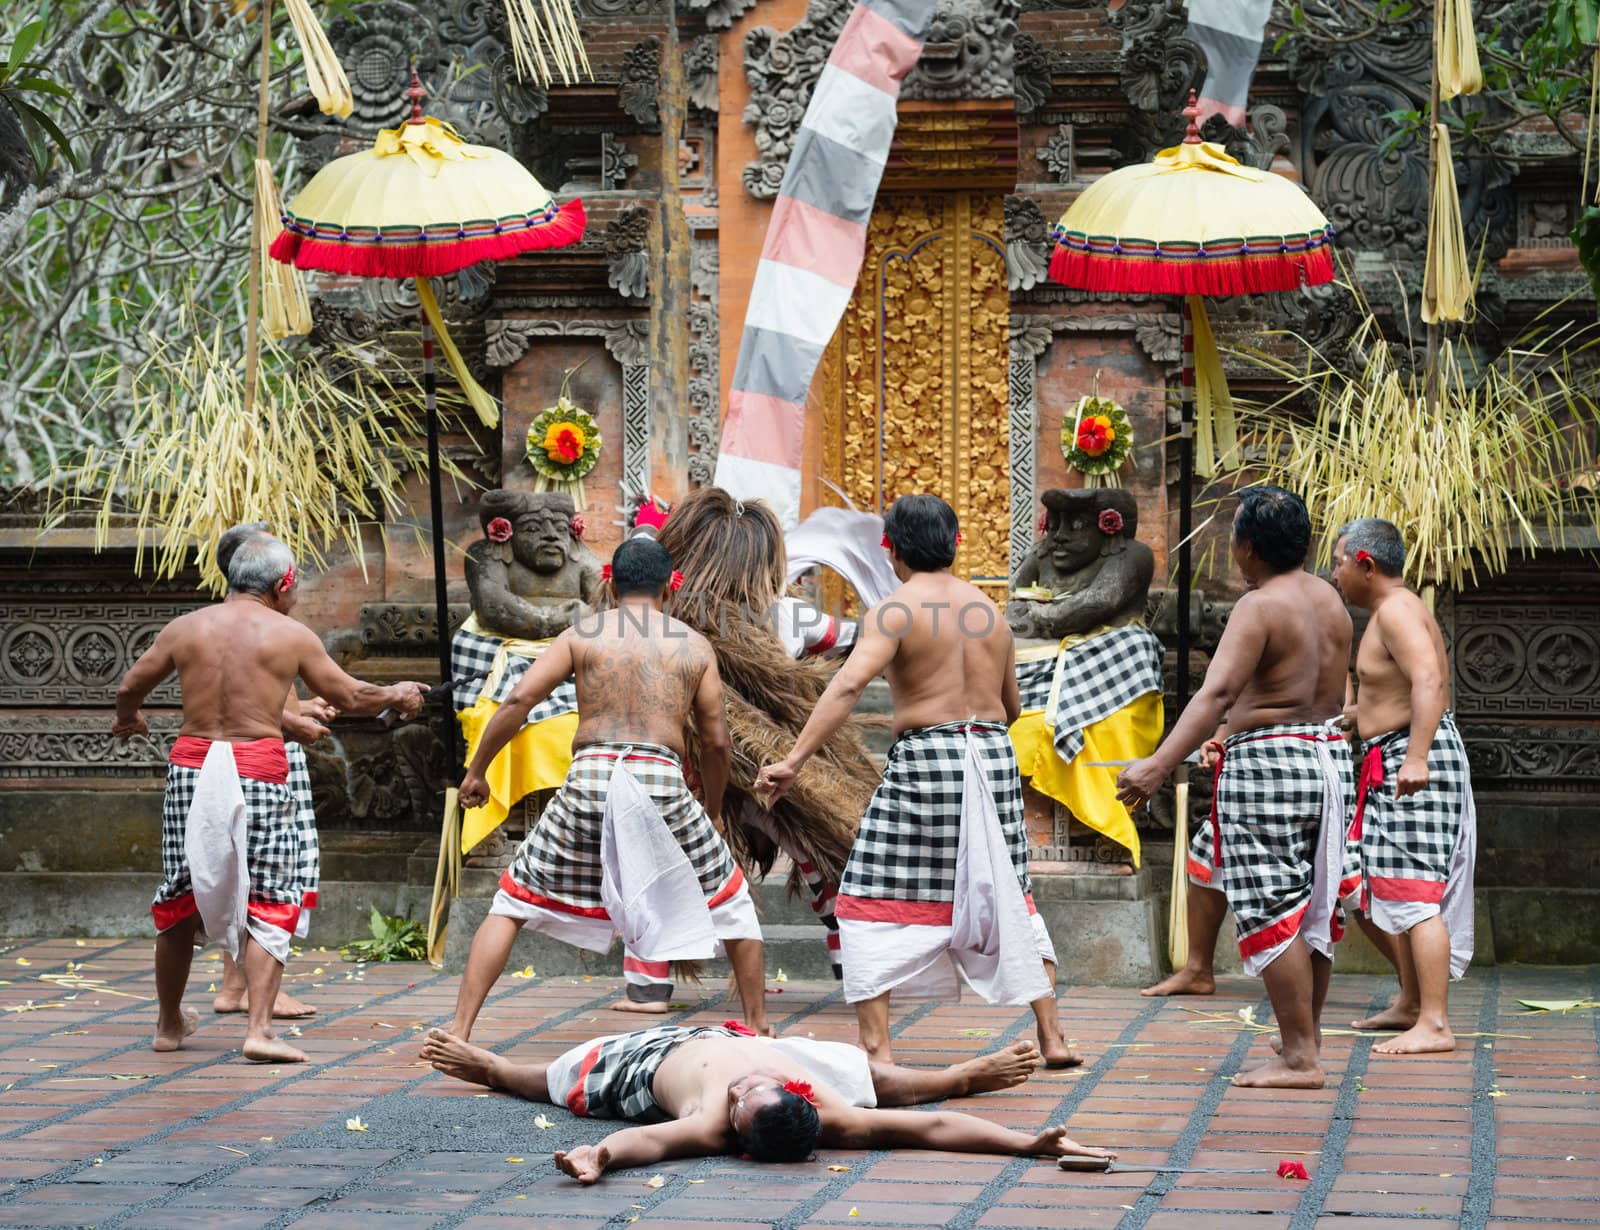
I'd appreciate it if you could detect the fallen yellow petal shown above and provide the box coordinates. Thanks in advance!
[534,1114,554,1129]
[511,966,536,979]
[775,969,788,982]
[849,1208,859,1217]
[687,1179,704,1184]
[828,1164,851,1172]
[645,1174,666,1188]
[345,1117,368,1131]
[15,958,30,966]
[505,1157,524,1163]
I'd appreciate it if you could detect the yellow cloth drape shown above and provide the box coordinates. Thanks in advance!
[454,618,578,853]
[1009,691,1163,868]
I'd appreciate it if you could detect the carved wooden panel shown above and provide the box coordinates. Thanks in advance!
[821,192,1010,604]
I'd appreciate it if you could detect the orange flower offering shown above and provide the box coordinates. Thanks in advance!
[543,420,587,464]
[1076,413,1115,457]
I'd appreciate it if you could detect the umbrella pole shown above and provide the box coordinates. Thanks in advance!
[418,285,457,767]
[1176,297,1195,714]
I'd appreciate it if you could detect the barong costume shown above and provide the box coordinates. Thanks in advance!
[836,720,1055,1005]
[152,736,303,964]
[285,741,320,939]
[493,743,761,1001]
[547,1023,878,1121]
[1349,712,1476,977]
[1203,721,1351,975]
[451,615,581,852]
[1009,624,1164,866]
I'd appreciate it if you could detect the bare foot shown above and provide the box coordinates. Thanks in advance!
[748,1018,777,1039]
[959,1041,1042,1094]
[1372,1022,1454,1055]
[1351,1004,1419,1032]
[241,1033,309,1064]
[1232,1057,1325,1089]
[555,1143,610,1184]
[611,999,670,1015]
[1029,1124,1116,1161]
[214,988,318,1019]
[420,1028,501,1088]
[152,1006,200,1053]
[1039,1028,1084,1069]
[1140,968,1216,997]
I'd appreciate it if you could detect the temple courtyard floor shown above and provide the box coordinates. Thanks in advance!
[0,939,1596,1229]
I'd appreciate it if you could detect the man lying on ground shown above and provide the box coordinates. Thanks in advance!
[421,1023,1112,1183]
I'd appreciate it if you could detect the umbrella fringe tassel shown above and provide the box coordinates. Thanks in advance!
[254,158,313,340]
[269,198,587,280]
[1047,246,1333,297]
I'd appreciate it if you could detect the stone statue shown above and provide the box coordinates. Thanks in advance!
[464,490,602,640]
[1007,488,1153,641]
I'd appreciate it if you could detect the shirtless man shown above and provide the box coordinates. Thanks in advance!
[452,537,768,1039]
[420,1024,1110,1182]
[113,531,425,1061]
[1116,486,1352,1089]
[758,494,1077,1069]
[1330,518,1476,1056]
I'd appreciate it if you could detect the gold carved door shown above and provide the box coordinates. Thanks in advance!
[820,192,1010,605]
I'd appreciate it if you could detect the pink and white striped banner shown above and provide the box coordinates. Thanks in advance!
[714,0,938,528]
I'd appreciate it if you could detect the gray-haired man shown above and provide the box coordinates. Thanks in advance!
[114,531,427,1062]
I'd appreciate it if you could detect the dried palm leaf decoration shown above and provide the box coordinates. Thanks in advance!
[283,0,353,118]
[503,0,592,86]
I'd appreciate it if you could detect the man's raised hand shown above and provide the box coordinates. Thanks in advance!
[302,696,339,724]
[282,710,331,744]
[754,759,799,807]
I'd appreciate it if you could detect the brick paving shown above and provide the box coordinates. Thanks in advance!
[0,939,1596,1229]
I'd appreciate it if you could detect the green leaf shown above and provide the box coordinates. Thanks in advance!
[10,76,72,98]
[6,20,44,74]
[368,904,386,941]
[1570,206,1600,304]
[4,95,77,171]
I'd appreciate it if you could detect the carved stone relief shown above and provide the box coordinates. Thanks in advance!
[683,0,759,31]
[684,36,719,113]
[1037,123,1074,183]
[360,603,471,655]
[1004,195,1050,293]
[902,0,1017,101]
[687,236,721,486]
[0,603,199,706]
[0,712,181,778]
[606,207,651,301]
[1449,602,1600,718]
[618,36,662,127]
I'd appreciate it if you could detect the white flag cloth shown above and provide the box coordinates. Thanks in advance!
[184,742,251,962]
[785,504,898,607]
[949,732,1052,1005]
[600,756,719,962]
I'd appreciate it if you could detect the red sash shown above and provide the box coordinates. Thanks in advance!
[169,735,289,784]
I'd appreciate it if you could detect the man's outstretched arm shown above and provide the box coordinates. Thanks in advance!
[555,1115,726,1184]
[820,1107,1114,1161]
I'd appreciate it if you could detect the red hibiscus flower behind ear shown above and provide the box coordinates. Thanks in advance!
[570,514,585,539]
[1097,508,1124,536]
[486,517,513,543]
[782,1079,819,1107]
[671,570,684,591]
[600,563,613,583]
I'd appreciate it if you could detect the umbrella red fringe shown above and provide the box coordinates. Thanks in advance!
[1048,244,1334,296]
[269,199,586,278]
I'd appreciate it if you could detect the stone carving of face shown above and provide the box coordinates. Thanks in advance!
[1048,511,1103,573]
[511,498,575,575]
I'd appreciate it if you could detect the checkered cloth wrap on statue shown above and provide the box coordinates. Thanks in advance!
[449,620,578,716]
[1209,722,1351,976]
[1354,712,1476,977]
[1015,625,1164,763]
[840,721,1030,905]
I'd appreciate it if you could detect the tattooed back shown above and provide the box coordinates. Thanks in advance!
[568,606,717,758]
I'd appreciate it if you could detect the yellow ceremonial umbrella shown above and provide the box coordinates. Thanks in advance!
[1048,92,1336,969]
[270,71,587,959]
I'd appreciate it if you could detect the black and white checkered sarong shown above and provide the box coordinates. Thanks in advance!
[550,1025,741,1122]
[153,763,301,920]
[503,743,739,911]
[1211,722,1351,973]
[450,622,578,717]
[839,721,1029,905]
[1356,710,1465,908]
[285,742,319,911]
[1016,625,1164,762]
